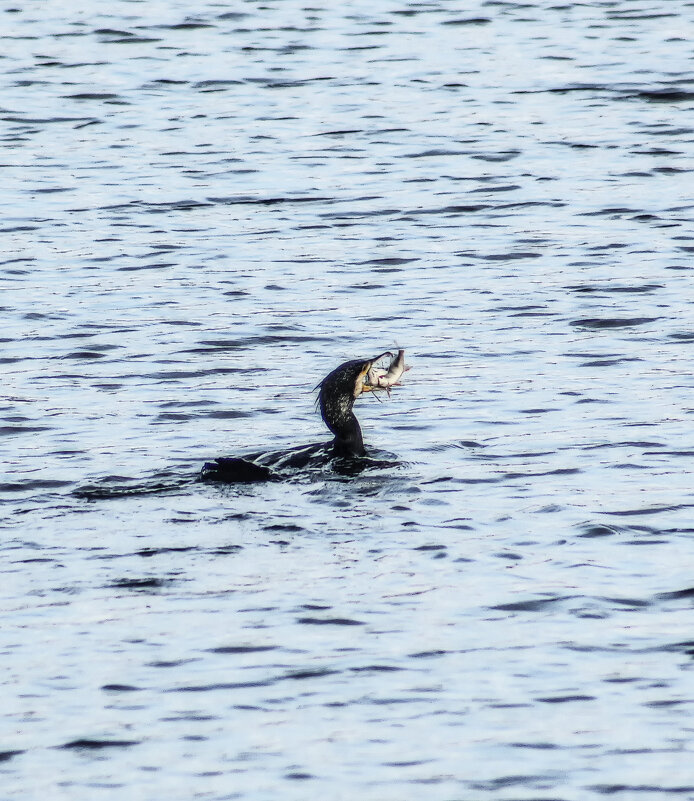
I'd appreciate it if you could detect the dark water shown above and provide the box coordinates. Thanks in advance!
[2,1,694,797]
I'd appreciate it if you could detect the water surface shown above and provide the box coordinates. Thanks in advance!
[2,1,694,798]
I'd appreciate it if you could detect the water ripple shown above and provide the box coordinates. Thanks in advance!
[2,0,694,797]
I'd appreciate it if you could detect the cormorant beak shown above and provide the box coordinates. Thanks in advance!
[353,359,374,399]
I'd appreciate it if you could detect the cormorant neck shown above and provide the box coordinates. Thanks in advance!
[318,358,371,458]
[331,411,365,457]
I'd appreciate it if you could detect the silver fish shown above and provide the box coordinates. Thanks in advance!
[364,349,409,394]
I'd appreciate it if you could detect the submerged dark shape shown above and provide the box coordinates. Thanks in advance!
[200,351,403,483]
[199,457,277,483]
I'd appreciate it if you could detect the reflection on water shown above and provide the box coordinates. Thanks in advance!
[2,1,694,797]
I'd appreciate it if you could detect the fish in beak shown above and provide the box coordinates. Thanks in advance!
[362,349,410,395]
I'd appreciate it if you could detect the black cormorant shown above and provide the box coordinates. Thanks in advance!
[200,351,405,482]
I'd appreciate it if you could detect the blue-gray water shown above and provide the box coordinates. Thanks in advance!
[2,1,694,798]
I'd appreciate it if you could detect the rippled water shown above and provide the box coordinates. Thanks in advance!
[3,1,694,798]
